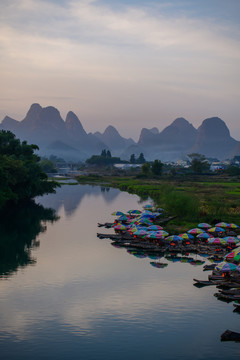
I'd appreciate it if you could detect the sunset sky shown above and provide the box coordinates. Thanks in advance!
[1,0,240,140]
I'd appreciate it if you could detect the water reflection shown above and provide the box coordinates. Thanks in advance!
[0,201,58,278]
[37,184,122,217]
[0,185,239,360]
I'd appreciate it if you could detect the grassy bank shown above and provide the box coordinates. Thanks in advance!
[76,174,240,232]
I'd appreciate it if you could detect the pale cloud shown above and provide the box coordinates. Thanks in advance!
[0,0,239,138]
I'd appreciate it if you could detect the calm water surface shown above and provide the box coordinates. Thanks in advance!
[0,184,239,360]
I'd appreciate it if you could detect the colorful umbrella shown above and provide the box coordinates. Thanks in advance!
[227,223,239,229]
[208,237,227,245]
[215,262,239,272]
[143,204,153,210]
[187,228,204,235]
[197,232,212,239]
[179,233,194,240]
[198,223,212,229]
[223,236,240,244]
[152,212,161,217]
[208,226,225,233]
[215,222,229,228]
[150,262,168,268]
[132,230,148,237]
[117,215,129,221]
[147,225,163,231]
[137,218,152,225]
[111,211,125,216]
[140,213,155,219]
[157,230,169,237]
[225,250,240,261]
[114,224,127,231]
[127,210,142,214]
[146,233,163,240]
[141,210,153,215]
[165,235,183,242]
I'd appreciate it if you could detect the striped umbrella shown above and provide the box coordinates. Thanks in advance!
[136,218,152,225]
[197,232,212,239]
[147,225,163,231]
[165,235,183,242]
[208,237,227,245]
[143,204,153,210]
[227,223,239,229]
[225,250,240,262]
[146,233,164,240]
[187,228,204,235]
[208,227,225,233]
[179,233,194,240]
[223,236,240,244]
[127,210,142,215]
[157,230,169,237]
[117,215,129,221]
[198,223,212,229]
[215,222,229,228]
[215,262,239,272]
[132,230,148,237]
[112,211,125,216]
[114,224,127,231]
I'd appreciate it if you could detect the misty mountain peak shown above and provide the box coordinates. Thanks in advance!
[65,111,86,135]
[103,125,120,137]
[172,117,190,126]
[198,117,230,138]
[2,115,18,126]
[22,103,42,123]
[1,116,19,132]
[138,128,157,145]
[161,117,197,137]
[149,127,159,134]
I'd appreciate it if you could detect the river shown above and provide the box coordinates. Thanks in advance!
[0,184,239,359]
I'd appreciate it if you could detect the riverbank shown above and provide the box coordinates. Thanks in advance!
[76,174,240,233]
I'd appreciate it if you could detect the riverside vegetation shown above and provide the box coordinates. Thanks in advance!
[77,173,240,234]
[0,130,59,210]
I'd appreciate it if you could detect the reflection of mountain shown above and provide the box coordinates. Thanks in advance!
[0,201,58,278]
[36,184,121,217]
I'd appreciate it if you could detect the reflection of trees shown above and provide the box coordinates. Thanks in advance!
[0,200,59,278]
[37,185,121,216]
[101,187,110,192]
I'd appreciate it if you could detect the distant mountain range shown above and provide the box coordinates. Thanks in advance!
[1,103,239,162]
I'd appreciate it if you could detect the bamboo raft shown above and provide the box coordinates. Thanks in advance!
[97,232,231,256]
[214,292,240,301]
[193,279,223,286]
[233,303,240,312]
[221,329,240,341]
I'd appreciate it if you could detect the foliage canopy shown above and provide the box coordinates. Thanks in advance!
[0,130,59,208]
[188,153,210,173]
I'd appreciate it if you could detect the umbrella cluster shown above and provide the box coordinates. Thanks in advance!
[111,209,240,249]
[110,208,240,273]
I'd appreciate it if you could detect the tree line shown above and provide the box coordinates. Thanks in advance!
[0,130,59,209]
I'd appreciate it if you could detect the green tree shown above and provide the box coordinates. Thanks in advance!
[151,160,163,176]
[101,149,107,157]
[86,154,121,165]
[130,154,136,164]
[39,159,57,173]
[188,153,210,173]
[141,162,150,175]
[106,150,112,158]
[225,166,240,176]
[138,153,146,163]
[0,130,59,209]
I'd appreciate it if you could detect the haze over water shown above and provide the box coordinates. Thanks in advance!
[0,184,239,359]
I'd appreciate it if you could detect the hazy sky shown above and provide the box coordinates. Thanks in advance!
[1,0,240,140]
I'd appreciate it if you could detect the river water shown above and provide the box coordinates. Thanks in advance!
[0,184,239,360]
